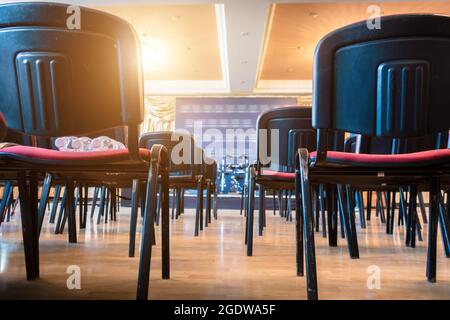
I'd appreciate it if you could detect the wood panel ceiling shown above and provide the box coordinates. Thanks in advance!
[260,1,450,81]
[95,4,222,81]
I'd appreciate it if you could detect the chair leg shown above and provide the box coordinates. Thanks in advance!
[204,184,209,228]
[55,187,67,234]
[385,191,391,234]
[82,186,88,228]
[358,191,366,229]
[175,188,181,219]
[194,178,202,236]
[283,189,289,219]
[258,185,264,236]
[104,188,110,224]
[366,191,372,221]
[37,174,52,235]
[110,188,117,221]
[197,178,204,231]
[418,192,428,224]
[129,179,140,258]
[171,188,176,220]
[319,185,327,238]
[77,185,83,228]
[155,184,161,226]
[206,180,212,225]
[181,188,185,214]
[438,191,450,258]
[240,183,245,216]
[273,192,276,216]
[346,186,359,258]
[399,188,407,226]
[446,191,449,226]
[298,149,318,300]
[10,196,19,220]
[406,187,418,248]
[66,180,77,244]
[376,191,386,223]
[213,186,218,220]
[326,184,338,247]
[246,168,256,256]
[427,178,439,282]
[97,186,106,225]
[287,190,293,222]
[140,186,146,219]
[277,190,283,217]
[90,187,99,219]
[17,171,39,280]
[388,190,396,234]
[0,181,12,226]
[294,173,304,277]
[161,167,170,280]
[338,202,346,239]
[136,159,159,300]
[314,186,320,232]
[336,185,359,259]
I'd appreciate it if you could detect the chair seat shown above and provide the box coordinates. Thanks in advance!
[258,170,295,179]
[310,149,450,167]
[0,145,151,165]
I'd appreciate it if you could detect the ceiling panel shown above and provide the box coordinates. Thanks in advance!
[95,4,222,81]
[260,1,450,81]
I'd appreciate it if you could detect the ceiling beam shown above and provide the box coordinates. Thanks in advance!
[221,0,270,94]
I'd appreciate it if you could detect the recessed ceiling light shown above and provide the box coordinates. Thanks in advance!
[241,31,250,36]
[309,12,318,18]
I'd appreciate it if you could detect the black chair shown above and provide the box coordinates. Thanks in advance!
[246,106,316,264]
[132,131,211,250]
[347,133,449,244]
[296,14,450,300]
[0,2,170,300]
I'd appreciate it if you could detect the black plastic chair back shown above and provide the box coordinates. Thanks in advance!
[256,106,316,172]
[139,131,196,173]
[0,2,143,158]
[313,14,450,161]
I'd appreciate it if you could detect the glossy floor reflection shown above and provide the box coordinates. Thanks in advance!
[0,205,449,299]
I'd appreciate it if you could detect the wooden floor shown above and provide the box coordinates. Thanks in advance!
[0,204,449,300]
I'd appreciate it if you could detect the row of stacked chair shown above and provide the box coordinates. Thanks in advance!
[0,2,213,300]
[242,15,450,300]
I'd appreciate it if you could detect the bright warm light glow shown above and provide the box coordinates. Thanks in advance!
[141,37,165,75]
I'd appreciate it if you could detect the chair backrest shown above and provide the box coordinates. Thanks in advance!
[313,14,450,159]
[0,2,143,157]
[139,131,197,173]
[256,106,316,172]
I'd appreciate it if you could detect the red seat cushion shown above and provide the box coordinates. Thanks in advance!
[310,149,450,167]
[258,170,295,179]
[0,145,151,164]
